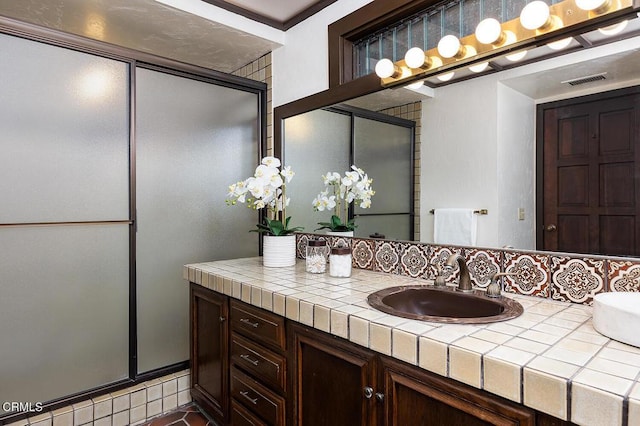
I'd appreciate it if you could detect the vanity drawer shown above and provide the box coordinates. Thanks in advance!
[231,367,286,426]
[232,399,268,426]
[231,332,286,392]
[230,300,286,351]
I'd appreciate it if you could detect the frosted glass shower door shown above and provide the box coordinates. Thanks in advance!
[0,33,130,409]
[0,34,130,223]
[283,109,351,233]
[354,116,413,240]
[135,67,260,373]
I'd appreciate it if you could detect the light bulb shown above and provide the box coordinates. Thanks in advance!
[598,20,628,35]
[406,80,424,89]
[475,18,504,45]
[547,37,572,50]
[405,47,428,68]
[438,35,463,58]
[506,50,528,61]
[520,1,551,30]
[375,58,397,78]
[436,72,455,82]
[576,0,609,11]
[469,62,489,73]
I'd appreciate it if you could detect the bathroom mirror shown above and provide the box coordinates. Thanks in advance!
[276,32,640,257]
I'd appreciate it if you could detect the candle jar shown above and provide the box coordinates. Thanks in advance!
[329,245,352,278]
[306,239,329,273]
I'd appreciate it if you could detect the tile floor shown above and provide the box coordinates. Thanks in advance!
[141,404,214,426]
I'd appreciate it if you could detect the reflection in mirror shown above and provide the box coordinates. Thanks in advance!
[280,35,640,257]
[283,108,351,235]
[283,105,415,241]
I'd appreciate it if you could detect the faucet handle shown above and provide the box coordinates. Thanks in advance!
[486,272,517,298]
[434,264,447,287]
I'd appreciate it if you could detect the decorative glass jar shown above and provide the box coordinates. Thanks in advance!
[329,245,352,278]
[306,239,329,274]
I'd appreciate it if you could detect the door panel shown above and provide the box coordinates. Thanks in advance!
[190,285,229,423]
[291,324,377,426]
[135,66,259,373]
[540,89,640,256]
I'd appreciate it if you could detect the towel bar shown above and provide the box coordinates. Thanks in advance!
[429,209,488,215]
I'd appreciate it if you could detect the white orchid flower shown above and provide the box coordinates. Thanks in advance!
[359,199,371,208]
[351,165,365,177]
[255,164,279,180]
[342,171,359,187]
[269,173,284,188]
[345,192,356,203]
[281,165,295,182]
[261,156,281,168]
[322,172,340,185]
[247,178,265,198]
[262,186,276,203]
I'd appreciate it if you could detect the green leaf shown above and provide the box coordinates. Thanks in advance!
[314,215,357,232]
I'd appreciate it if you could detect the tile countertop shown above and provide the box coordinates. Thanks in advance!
[184,258,640,426]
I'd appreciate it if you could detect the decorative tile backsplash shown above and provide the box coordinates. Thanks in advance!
[608,259,640,292]
[296,233,639,305]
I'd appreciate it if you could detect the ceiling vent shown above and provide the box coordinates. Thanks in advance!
[561,72,608,86]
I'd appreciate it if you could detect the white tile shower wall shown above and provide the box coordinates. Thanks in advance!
[4,370,190,426]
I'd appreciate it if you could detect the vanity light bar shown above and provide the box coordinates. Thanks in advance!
[378,0,637,88]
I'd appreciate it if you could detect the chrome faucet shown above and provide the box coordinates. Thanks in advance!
[486,272,516,298]
[445,253,473,293]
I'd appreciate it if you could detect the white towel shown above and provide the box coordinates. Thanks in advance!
[433,208,477,246]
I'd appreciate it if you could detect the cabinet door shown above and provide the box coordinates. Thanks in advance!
[291,324,378,426]
[382,358,535,426]
[190,284,229,424]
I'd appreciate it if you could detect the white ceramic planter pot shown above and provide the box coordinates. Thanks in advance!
[262,235,297,267]
[325,230,354,237]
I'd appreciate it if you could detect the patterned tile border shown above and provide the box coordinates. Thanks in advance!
[550,255,605,305]
[608,259,640,292]
[374,240,403,274]
[429,245,461,282]
[294,233,640,306]
[503,252,550,298]
[465,248,501,288]
[352,238,376,270]
[398,242,431,279]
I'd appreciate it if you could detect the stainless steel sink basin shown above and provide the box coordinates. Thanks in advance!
[367,285,524,324]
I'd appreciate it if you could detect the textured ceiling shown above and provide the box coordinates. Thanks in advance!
[0,0,282,73]
[219,0,323,22]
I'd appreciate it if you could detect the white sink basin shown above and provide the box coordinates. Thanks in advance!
[593,292,640,348]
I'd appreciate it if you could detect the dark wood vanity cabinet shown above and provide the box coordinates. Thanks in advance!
[382,357,535,426]
[290,323,380,426]
[229,300,288,426]
[290,323,536,426]
[190,283,230,424]
[191,285,567,426]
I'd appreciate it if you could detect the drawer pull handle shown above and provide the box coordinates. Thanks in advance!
[240,354,260,366]
[364,386,374,399]
[240,390,258,405]
[240,318,260,328]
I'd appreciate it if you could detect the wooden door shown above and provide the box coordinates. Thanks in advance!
[382,357,535,426]
[290,323,379,426]
[539,88,640,256]
[190,284,230,425]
